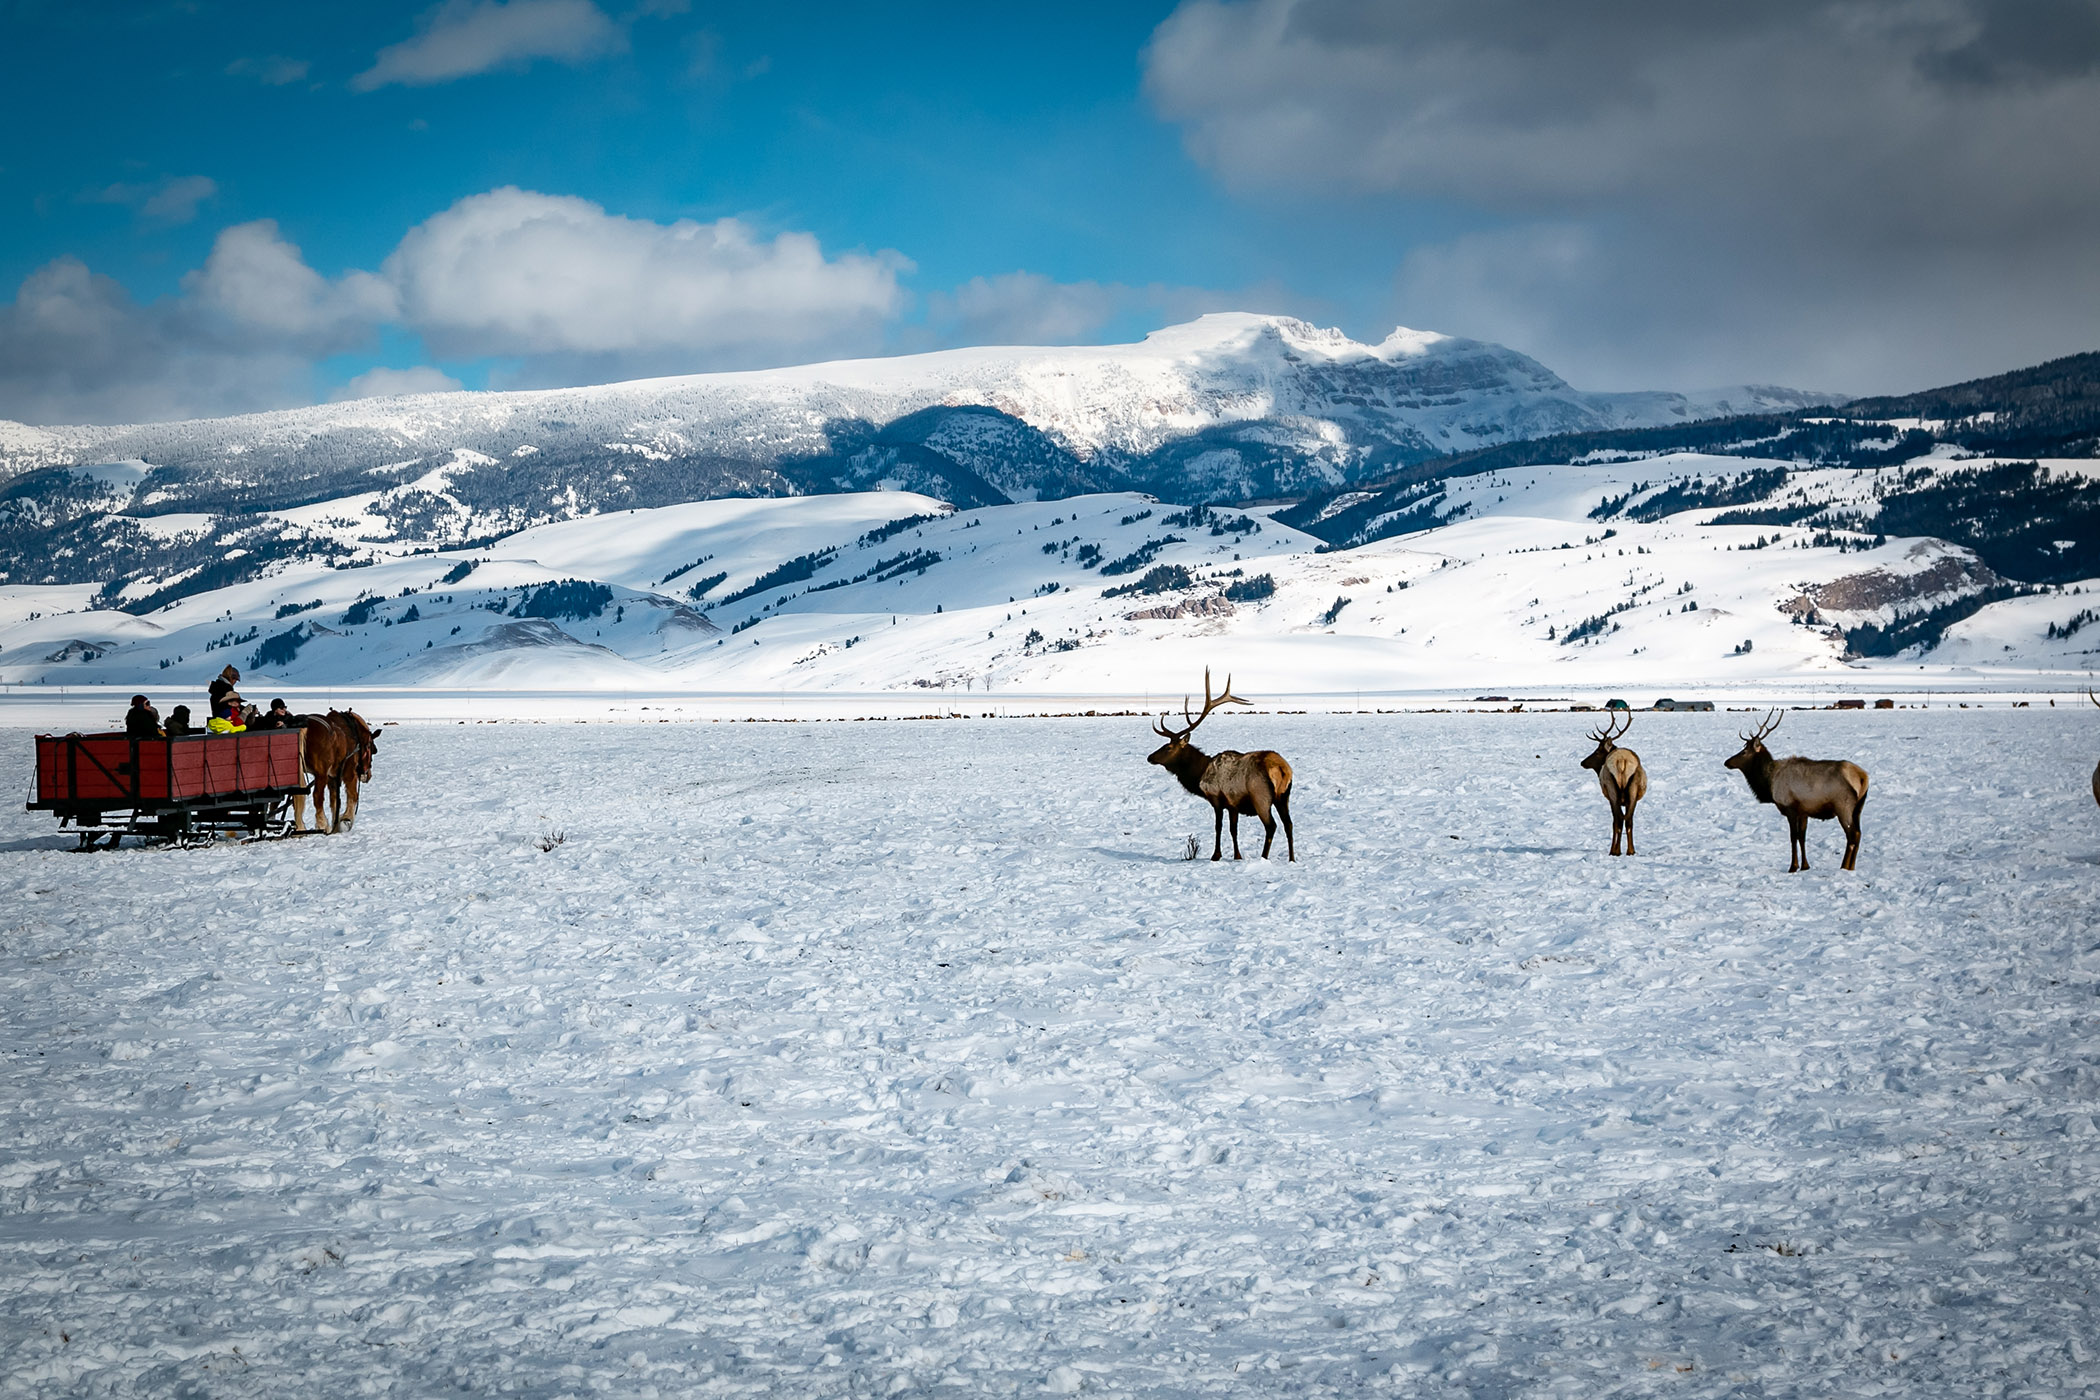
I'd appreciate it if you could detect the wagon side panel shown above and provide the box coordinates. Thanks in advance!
[261,731,303,790]
[33,738,65,806]
[67,736,136,803]
[169,739,211,800]
[134,739,172,800]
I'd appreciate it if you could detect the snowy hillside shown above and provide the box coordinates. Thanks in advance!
[8,446,2098,698]
[0,314,1837,535]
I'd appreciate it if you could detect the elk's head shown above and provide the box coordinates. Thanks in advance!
[1148,668,1247,766]
[1725,708,1784,771]
[1580,711,1631,770]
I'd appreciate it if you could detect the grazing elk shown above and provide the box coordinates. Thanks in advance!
[1148,669,1295,861]
[1723,709,1869,872]
[1580,710,1647,855]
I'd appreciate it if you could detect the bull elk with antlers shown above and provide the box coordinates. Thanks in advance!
[1148,669,1295,861]
[1580,710,1647,855]
[1724,709,1869,871]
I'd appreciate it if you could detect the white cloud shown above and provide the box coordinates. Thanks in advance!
[0,226,395,424]
[384,187,908,373]
[0,189,922,422]
[353,0,625,90]
[183,221,397,346]
[0,258,316,425]
[328,365,465,401]
[85,175,219,227]
[1145,0,2100,391]
[929,273,1127,346]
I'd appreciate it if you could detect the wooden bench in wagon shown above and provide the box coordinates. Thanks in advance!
[29,729,308,849]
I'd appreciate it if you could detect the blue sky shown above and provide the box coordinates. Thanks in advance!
[4,0,2098,422]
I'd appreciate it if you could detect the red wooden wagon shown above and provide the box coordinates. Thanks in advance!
[29,729,307,848]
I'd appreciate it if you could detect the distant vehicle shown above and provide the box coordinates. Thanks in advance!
[1874,698,1895,709]
[1834,699,1866,710]
[1606,698,1630,710]
[1653,698,1714,711]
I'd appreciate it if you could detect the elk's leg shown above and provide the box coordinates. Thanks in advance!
[1787,811,1808,871]
[1251,790,1277,859]
[1227,807,1244,860]
[1274,792,1294,862]
[1608,797,1623,856]
[1211,800,1225,861]
[1841,797,1864,871]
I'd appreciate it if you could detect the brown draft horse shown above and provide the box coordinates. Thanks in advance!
[291,709,377,833]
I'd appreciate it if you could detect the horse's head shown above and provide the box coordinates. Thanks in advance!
[335,709,377,780]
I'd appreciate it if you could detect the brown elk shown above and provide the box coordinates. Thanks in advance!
[1723,708,1869,871]
[1579,710,1647,855]
[1148,669,1295,861]
[2089,690,2100,807]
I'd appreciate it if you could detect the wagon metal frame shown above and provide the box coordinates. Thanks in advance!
[28,730,308,849]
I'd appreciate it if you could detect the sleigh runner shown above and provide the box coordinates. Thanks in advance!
[29,729,308,847]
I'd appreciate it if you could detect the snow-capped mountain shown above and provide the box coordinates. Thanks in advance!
[0,314,1838,525]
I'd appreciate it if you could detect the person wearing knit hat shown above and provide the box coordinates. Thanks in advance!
[207,664,246,734]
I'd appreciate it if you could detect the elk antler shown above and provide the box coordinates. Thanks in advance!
[1157,667,1249,740]
[1741,707,1783,743]
[1587,709,1633,744]
[2089,686,2099,709]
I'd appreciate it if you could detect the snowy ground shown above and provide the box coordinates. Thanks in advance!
[4,710,2098,1397]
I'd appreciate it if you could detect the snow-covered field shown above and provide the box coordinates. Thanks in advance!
[5,709,2098,1396]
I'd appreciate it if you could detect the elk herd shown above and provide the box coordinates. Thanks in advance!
[1147,673,2100,874]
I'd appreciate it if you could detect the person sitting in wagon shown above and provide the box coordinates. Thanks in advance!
[206,673,247,734]
[207,664,240,711]
[248,698,294,730]
[125,694,162,738]
[165,704,194,736]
